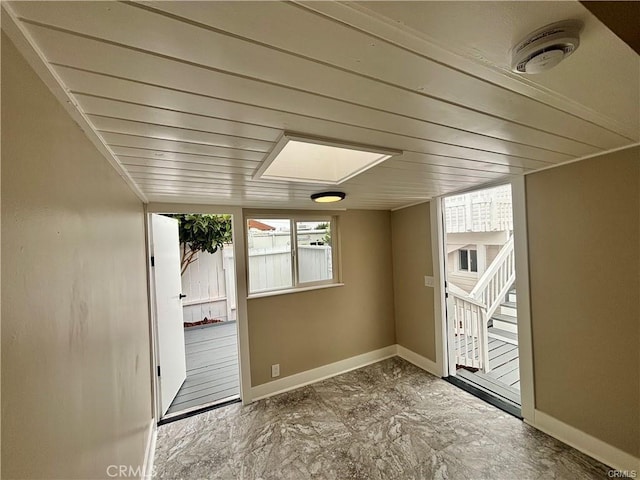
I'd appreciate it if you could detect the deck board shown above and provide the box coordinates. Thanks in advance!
[489,358,519,379]
[455,368,521,406]
[498,366,521,387]
[454,334,521,405]
[489,347,519,369]
[167,321,240,416]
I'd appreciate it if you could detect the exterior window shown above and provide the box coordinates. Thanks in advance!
[459,248,478,273]
[247,217,337,294]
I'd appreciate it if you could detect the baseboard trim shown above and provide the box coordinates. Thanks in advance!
[396,345,441,377]
[141,419,157,480]
[250,345,397,401]
[529,409,640,473]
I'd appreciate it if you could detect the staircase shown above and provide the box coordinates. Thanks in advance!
[488,288,518,345]
[449,235,516,372]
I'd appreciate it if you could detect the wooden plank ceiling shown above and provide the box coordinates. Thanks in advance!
[5,1,639,210]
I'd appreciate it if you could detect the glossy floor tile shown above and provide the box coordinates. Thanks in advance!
[154,357,610,479]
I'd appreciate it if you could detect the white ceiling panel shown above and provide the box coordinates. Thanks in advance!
[4,0,638,210]
[59,68,558,169]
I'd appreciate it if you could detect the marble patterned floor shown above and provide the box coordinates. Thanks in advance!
[154,357,610,479]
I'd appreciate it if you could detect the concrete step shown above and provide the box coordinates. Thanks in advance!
[488,327,518,345]
[500,301,517,317]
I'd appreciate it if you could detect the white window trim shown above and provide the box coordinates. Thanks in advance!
[247,282,345,300]
[245,214,341,296]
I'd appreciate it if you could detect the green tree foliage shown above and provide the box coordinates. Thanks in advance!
[323,225,331,245]
[168,214,232,275]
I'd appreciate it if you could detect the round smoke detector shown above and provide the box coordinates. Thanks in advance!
[511,21,582,74]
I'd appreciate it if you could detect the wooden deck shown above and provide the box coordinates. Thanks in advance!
[454,336,520,406]
[166,321,240,416]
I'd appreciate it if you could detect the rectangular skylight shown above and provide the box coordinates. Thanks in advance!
[254,133,401,184]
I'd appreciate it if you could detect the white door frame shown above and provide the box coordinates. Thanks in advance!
[145,204,252,423]
[430,176,535,422]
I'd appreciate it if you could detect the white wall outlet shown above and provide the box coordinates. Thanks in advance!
[424,275,435,287]
[271,364,280,378]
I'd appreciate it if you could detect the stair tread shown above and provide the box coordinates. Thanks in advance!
[501,301,517,308]
[488,327,518,342]
[492,312,517,324]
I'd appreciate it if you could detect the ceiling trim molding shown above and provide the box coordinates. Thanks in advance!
[295,1,636,141]
[427,142,639,203]
[1,3,148,203]
[390,200,431,212]
[522,142,640,176]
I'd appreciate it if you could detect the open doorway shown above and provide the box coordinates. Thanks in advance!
[441,184,521,416]
[149,213,240,423]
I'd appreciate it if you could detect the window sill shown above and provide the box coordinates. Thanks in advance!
[247,282,345,300]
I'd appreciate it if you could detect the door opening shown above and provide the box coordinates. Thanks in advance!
[149,213,241,423]
[441,184,522,417]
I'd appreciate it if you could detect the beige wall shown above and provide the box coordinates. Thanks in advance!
[2,35,152,478]
[391,202,436,361]
[247,210,395,386]
[527,147,640,457]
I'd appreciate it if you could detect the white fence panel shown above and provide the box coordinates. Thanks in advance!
[298,246,332,283]
[181,250,225,300]
[181,247,237,323]
[182,299,228,324]
[223,248,236,321]
[249,247,292,292]
[248,246,332,292]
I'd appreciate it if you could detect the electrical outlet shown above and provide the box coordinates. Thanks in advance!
[424,275,435,287]
[271,364,280,378]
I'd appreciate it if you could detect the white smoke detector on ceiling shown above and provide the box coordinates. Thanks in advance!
[511,21,582,74]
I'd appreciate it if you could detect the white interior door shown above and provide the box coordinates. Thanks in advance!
[151,214,187,416]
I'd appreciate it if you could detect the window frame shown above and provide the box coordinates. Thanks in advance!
[245,214,341,296]
[458,247,478,273]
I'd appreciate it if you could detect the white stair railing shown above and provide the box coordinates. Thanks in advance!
[449,292,489,370]
[470,235,515,321]
[450,236,515,373]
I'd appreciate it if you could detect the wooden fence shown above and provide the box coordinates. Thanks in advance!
[248,245,332,293]
[181,245,332,322]
[181,248,235,324]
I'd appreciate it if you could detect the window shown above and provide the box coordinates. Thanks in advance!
[459,248,478,273]
[247,216,338,294]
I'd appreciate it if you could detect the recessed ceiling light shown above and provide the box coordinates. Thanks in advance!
[254,133,402,184]
[311,191,346,203]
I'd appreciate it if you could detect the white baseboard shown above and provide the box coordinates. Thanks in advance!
[141,419,157,480]
[250,345,397,401]
[396,345,441,377]
[529,410,640,473]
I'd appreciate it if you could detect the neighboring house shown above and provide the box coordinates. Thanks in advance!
[445,185,513,293]
[247,219,275,232]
